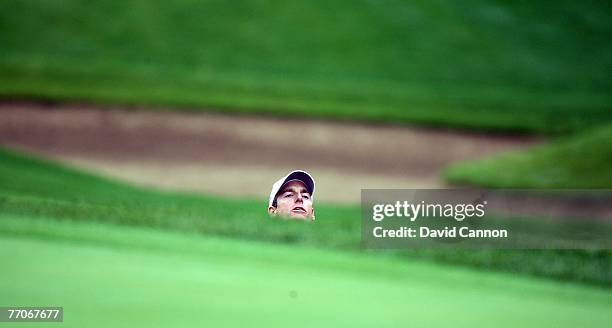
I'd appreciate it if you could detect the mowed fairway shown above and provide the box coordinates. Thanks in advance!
[1,217,611,328]
[2,1,611,132]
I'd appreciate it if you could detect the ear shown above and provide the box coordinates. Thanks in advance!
[268,206,277,216]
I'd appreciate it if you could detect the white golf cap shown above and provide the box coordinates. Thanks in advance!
[268,170,316,207]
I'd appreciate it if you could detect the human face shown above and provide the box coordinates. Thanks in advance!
[269,180,314,220]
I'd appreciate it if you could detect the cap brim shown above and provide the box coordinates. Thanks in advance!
[282,171,315,196]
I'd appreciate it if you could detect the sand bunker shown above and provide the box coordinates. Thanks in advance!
[0,102,539,204]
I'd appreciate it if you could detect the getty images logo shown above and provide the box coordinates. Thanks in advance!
[372,200,487,222]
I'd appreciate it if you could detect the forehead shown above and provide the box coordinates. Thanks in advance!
[280,180,309,193]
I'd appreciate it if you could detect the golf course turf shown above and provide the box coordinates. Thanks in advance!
[1,148,611,286]
[1,216,611,328]
[1,0,612,133]
[2,1,611,325]
[445,124,612,188]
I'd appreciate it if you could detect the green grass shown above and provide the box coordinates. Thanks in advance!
[1,217,611,328]
[1,148,611,286]
[1,0,612,132]
[444,124,612,188]
[0,148,361,249]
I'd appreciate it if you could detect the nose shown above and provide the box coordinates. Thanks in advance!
[295,193,303,202]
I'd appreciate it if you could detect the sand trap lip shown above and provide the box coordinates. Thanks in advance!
[0,102,539,204]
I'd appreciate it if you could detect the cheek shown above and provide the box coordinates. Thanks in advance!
[302,200,313,210]
[278,197,292,204]
[276,198,294,209]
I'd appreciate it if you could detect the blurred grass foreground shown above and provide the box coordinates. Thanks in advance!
[1,148,612,327]
[1,0,612,133]
[1,149,611,327]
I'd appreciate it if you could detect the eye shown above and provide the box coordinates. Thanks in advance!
[283,193,293,198]
[302,194,310,199]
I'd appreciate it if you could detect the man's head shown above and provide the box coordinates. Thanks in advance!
[268,170,315,221]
